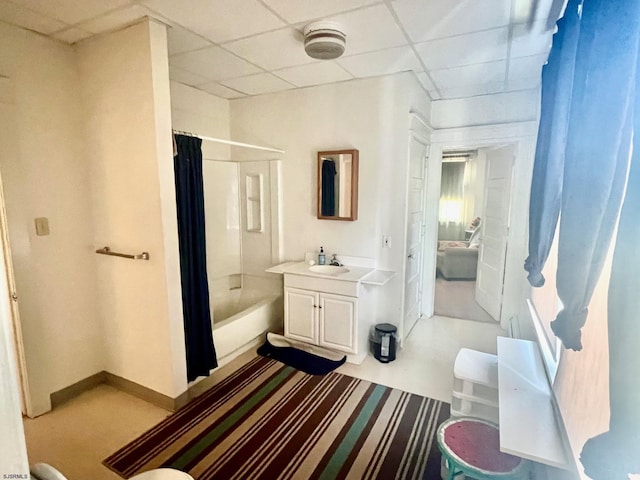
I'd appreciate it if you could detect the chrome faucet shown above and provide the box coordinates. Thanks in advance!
[330,254,342,266]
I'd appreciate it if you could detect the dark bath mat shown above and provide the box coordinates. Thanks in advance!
[257,335,346,375]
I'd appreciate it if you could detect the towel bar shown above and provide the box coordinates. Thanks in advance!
[95,246,149,260]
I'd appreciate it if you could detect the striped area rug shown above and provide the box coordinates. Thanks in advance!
[104,356,449,479]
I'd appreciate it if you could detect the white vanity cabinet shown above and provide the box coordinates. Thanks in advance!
[285,287,357,354]
[266,260,396,364]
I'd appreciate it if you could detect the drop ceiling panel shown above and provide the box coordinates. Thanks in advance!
[391,0,511,43]
[167,26,212,56]
[276,61,353,87]
[220,72,294,95]
[169,66,210,87]
[0,1,66,35]
[430,60,506,89]
[171,46,262,81]
[415,28,508,70]
[15,0,131,26]
[77,4,149,34]
[261,0,379,24]
[224,28,312,71]
[510,21,553,58]
[338,46,422,78]
[438,81,506,100]
[326,5,408,56]
[414,72,437,92]
[198,82,246,99]
[507,53,547,89]
[512,0,556,23]
[142,0,285,43]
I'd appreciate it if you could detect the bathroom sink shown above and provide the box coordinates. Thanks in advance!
[309,265,350,275]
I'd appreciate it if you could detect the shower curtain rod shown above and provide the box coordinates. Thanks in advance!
[173,129,285,154]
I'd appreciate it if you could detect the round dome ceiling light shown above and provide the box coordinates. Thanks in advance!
[303,21,346,60]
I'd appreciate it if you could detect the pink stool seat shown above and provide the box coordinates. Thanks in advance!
[437,418,529,479]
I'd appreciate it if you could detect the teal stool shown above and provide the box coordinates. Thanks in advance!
[437,418,530,480]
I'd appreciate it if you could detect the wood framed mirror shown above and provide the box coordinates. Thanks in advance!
[317,149,359,221]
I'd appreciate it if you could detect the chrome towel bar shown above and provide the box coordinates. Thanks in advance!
[95,246,149,261]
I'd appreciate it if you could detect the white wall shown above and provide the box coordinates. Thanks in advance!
[431,90,540,130]
[0,23,102,415]
[77,20,187,399]
[231,73,431,339]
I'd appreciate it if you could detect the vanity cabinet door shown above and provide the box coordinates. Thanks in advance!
[318,293,357,354]
[285,288,319,345]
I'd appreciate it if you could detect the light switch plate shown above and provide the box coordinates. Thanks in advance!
[34,217,50,236]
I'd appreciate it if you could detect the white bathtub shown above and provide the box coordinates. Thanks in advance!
[211,285,283,362]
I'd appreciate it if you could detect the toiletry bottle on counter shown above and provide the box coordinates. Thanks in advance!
[318,247,326,265]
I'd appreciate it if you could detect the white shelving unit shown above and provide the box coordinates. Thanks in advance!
[451,348,499,424]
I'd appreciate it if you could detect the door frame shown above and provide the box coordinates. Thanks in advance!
[398,112,431,346]
[0,83,33,417]
[423,122,538,330]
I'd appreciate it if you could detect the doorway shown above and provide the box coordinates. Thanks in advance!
[434,145,515,323]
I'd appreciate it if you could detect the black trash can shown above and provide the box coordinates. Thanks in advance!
[371,323,397,363]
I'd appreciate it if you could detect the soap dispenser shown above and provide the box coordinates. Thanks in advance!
[318,246,326,265]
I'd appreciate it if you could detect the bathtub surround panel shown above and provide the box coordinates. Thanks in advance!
[77,20,187,400]
[203,161,242,283]
[0,22,102,416]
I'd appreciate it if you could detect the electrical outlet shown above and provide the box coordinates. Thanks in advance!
[383,236,391,248]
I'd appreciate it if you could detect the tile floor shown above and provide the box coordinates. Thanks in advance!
[22,315,506,479]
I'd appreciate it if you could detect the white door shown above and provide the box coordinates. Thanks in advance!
[403,135,428,336]
[284,288,318,344]
[476,145,515,321]
[319,293,357,354]
[0,99,31,416]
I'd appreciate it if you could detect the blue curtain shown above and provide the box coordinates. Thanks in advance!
[174,134,217,382]
[525,0,640,351]
[523,0,581,287]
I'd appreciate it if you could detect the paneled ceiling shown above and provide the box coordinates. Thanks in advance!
[0,0,559,100]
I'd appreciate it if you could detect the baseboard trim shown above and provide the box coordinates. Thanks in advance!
[50,371,188,412]
[50,371,107,409]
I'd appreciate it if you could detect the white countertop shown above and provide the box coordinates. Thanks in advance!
[265,261,395,286]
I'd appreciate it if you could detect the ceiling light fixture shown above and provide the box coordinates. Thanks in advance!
[303,21,346,60]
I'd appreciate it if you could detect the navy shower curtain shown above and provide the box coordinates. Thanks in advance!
[525,0,640,351]
[174,134,217,382]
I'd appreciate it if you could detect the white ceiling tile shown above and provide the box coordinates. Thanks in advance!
[507,77,540,91]
[77,4,149,34]
[171,46,262,81]
[392,0,511,42]
[512,0,556,24]
[220,73,294,95]
[198,82,246,99]
[430,60,506,89]
[224,28,312,71]
[261,0,379,24]
[415,72,437,91]
[510,21,553,58]
[326,4,407,56]
[437,82,506,99]
[51,27,92,43]
[141,0,285,43]
[169,66,210,86]
[507,54,546,90]
[508,54,547,79]
[415,28,508,70]
[275,61,353,87]
[167,26,212,56]
[0,0,66,35]
[15,0,131,25]
[337,46,422,78]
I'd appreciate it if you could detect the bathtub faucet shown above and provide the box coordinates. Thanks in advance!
[330,254,342,266]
